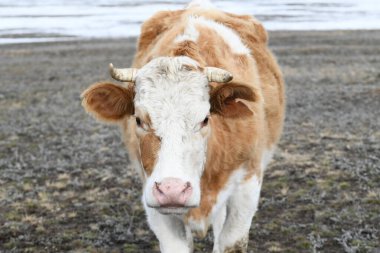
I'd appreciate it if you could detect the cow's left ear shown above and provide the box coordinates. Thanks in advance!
[209,83,257,118]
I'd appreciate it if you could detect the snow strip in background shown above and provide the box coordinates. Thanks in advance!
[0,0,379,44]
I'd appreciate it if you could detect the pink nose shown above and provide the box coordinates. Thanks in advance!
[152,178,193,207]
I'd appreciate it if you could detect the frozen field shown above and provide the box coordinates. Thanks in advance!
[0,30,379,252]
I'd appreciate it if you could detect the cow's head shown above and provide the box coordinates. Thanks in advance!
[81,56,256,215]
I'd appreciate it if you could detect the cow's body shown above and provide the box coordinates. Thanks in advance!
[82,1,284,252]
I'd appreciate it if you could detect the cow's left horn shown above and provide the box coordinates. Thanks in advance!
[205,67,233,83]
[109,63,139,82]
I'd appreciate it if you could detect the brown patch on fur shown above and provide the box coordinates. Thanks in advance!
[133,10,184,67]
[187,106,265,222]
[171,40,206,66]
[244,157,263,183]
[81,82,134,122]
[139,133,161,176]
[181,64,203,72]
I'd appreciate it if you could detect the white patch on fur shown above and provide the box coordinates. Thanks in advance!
[210,168,247,220]
[261,148,275,171]
[216,174,261,252]
[175,16,250,55]
[135,56,210,210]
[212,205,226,252]
[175,16,200,43]
[187,168,246,238]
[195,16,250,55]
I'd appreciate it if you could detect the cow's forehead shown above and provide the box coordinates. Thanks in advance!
[134,57,210,135]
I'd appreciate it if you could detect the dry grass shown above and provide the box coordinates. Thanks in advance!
[0,31,379,252]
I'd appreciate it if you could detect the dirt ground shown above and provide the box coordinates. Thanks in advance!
[0,30,379,253]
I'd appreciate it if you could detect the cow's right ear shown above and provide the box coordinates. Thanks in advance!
[209,83,257,118]
[81,82,135,123]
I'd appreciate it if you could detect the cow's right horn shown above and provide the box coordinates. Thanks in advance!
[109,63,139,82]
[205,67,233,83]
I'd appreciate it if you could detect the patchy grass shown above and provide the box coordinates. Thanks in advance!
[0,31,380,252]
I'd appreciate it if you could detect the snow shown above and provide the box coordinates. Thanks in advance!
[0,0,379,44]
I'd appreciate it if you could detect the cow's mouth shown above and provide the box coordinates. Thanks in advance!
[158,207,189,215]
[149,205,197,215]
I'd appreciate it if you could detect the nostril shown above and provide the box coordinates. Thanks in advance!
[155,182,164,194]
[182,182,192,193]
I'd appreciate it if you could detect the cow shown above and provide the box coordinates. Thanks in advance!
[81,0,285,252]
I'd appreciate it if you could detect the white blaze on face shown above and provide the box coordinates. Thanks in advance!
[134,57,210,210]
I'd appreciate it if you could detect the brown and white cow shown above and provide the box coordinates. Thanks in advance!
[81,0,285,252]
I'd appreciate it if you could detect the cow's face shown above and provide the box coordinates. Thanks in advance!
[82,56,256,215]
[133,57,210,214]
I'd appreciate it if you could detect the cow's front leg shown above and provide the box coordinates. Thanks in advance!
[212,204,227,253]
[144,204,193,253]
[216,175,262,253]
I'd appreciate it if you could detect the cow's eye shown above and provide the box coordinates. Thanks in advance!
[201,116,209,128]
[135,116,150,132]
[136,117,142,127]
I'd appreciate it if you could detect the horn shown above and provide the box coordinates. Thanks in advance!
[109,63,139,82]
[205,67,233,83]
